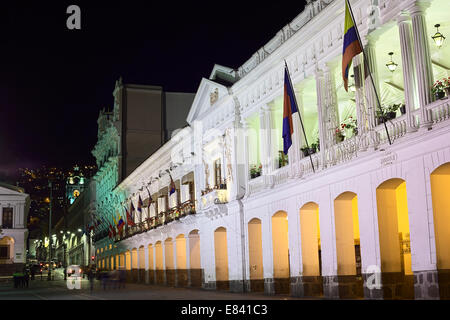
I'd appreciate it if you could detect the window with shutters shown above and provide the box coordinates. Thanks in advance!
[2,208,13,229]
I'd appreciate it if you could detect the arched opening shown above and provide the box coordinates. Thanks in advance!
[110,256,114,271]
[0,236,15,264]
[119,253,125,269]
[155,241,164,284]
[299,202,323,297]
[248,218,264,292]
[138,246,145,283]
[188,229,202,287]
[272,211,290,294]
[125,250,131,282]
[334,192,363,298]
[176,234,188,286]
[148,244,155,284]
[430,162,450,299]
[125,251,131,270]
[131,248,138,282]
[214,227,229,290]
[376,178,414,299]
[165,238,175,286]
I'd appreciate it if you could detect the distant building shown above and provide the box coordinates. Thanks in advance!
[90,78,194,252]
[92,77,195,183]
[0,182,30,274]
[54,179,96,268]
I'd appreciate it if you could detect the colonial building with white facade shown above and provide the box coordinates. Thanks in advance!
[93,0,450,299]
[0,183,30,274]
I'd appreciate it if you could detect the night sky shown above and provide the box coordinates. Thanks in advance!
[0,1,306,177]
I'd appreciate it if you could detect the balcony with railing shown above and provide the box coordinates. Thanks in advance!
[199,185,228,211]
[114,200,197,242]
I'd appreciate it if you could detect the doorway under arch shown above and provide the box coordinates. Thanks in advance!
[299,202,323,297]
[148,244,155,284]
[248,218,264,292]
[0,236,14,264]
[165,238,175,286]
[376,178,414,299]
[430,162,450,299]
[334,192,364,298]
[155,241,165,284]
[214,227,229,290]
[188,230,202,287]
[131,248,138,282]
[175,234,188,287]
[272,211,290,294]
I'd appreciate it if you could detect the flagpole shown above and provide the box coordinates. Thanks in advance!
[284,60,315,173]
[345,0,392,145]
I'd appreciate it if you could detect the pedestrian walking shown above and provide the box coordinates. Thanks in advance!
[87,268,94,294]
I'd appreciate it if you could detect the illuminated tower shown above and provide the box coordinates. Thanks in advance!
[66,165,87,205]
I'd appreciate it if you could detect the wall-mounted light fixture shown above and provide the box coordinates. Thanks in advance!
[432,24,445,48]
[386,52,398,72]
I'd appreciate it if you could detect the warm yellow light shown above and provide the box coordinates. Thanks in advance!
[386,52,398,72]
[432,24,445,48]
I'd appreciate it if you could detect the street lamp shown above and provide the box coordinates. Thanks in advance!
[48,180,53,281]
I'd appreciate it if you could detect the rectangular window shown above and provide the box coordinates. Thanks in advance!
[214,159,222,188]
[2,208,13,229]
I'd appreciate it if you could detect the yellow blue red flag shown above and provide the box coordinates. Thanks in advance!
[342,0,362,91]
[282,65,299,155]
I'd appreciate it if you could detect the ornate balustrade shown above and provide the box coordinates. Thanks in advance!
[426,97,450,124]
[199,189,228,210]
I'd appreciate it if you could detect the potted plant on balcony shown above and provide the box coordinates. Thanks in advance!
[278,151,289,168]
[386,104,400,120]
[301,143,317,157]
[432,78,447,100]
[335,128,345,142]
[250,164,262,179]
[376,108,388,125]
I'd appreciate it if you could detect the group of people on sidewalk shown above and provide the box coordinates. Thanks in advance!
[86,267,126,293]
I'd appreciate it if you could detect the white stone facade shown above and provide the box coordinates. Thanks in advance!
[0,184,30,265]
[94,0,450,299]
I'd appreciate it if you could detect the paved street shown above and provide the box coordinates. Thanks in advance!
[0,269,302,300]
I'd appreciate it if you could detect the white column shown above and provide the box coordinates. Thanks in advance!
[405,158,436,272]
[172,239,177,271]
[397,13,419,132]
[287,199,301,278]
[363,37,381,149]
[408,1,434,128]
[185,235,191,271]
[323,64,340,146]
[259,107,269,175]
[357,174,382,273]
[264,105,276,173]
[315,68,327,169]
[261,214,274,280]
[353,55,369,151]
[318,186,337,277]
[241,119,250,194]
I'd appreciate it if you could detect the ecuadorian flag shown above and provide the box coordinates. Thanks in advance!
[282,66,299,155]
[342,0,362,91]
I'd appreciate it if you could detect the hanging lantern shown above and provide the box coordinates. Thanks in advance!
[386,52,398,72]
[432,24,445,48]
